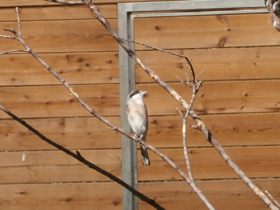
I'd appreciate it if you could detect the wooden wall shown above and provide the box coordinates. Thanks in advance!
[0,1,279,210]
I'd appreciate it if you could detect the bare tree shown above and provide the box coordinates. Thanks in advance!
[0,1,279,209]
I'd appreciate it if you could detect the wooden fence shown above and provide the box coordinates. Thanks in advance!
[0,0,279,210]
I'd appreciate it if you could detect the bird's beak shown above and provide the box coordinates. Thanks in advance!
[141,90,147,96]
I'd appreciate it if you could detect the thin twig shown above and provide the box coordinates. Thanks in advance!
[0,49,28,55]
[182,81,203,181]
[114,36,196,84]
[0,34,16,39]
[0,104,165,210]
[178,47,202,183]
[178,59,206,206]
[15,7,21,37]
[46,0,83,4]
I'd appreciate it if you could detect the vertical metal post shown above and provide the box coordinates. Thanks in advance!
[118,4,138,210]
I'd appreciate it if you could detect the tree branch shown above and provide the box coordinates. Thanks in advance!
[0,49,28,55]
[0,104,165,210]
[46,0,83,4]
[181,81,203,180]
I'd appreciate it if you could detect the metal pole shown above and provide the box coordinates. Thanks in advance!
[118,4,138,210]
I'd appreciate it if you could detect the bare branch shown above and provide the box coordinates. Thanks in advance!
[0,104,165,210]
[179,80,210,208]
[46,0,83,4]
[0,49,28,55]
[15,7,22,37]
[0,34,16,39]
[182,81,203,178]
[114,36,196,84]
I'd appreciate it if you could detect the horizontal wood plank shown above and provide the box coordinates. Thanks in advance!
[0,117,121,151]
[0,179,278,210]
[0,5,117,21]
[147,112,280,148]
[0,182,123,210]
[137,146,280,181]
[0,84,121,118]
[2,46,280,86]
[0,0,184,7]
[0,80,279,118]
[138,80,280,115]
[139,179,280,210]
[136,46,280,82]
[135,13,279,49]
[0,19,118,53]
[0,52,119,86]
[1,112,279,151]
[0,146,279,183]
[0,150,122,184]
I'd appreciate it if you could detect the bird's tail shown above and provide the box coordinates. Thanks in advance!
[140,145,150,166]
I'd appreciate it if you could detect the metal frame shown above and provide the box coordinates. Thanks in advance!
[118,1,267,210]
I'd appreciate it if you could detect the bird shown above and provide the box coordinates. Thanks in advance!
[126,90,150,166]
[273,1,280,17]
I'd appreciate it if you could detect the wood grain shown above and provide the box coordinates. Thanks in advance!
[0,179,278,210]
[0,117,122,151]
[0,19,118,53]
[0,80,279,118]
[0,146,279,183]
[0,84,121,118]
[2,46,280,86]
[139,179,280,210]
[1,112,279,151]
[0,182,123,210]
[136,46,280,82]
[0,0,184,7]
[0,149,122,184]
[0,5,117,21]
[137,146,280,181]
[138,80,280,115]
[135,14,279,49]
[0,52,119,86]
[147,112,280,148]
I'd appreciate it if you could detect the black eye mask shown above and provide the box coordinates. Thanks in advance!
[129,90,141,98]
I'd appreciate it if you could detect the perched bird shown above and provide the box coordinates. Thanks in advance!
[273,1,280,17]
[126,90,150,166]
